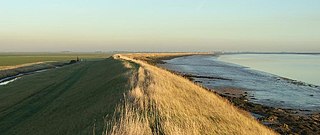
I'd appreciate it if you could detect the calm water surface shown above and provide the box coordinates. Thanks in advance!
[219,54,320,86]
[161,55,320,111]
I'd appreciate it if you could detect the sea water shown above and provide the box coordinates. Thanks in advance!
[219,54,320,86]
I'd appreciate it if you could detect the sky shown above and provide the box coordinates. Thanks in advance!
[0,0,319,52]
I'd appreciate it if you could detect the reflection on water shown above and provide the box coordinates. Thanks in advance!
[0,78,19,86]
[0,69,49,86]
[161,55,320,111]
[219,54,320,86]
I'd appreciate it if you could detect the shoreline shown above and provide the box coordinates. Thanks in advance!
[153,54,320,135]
[220,52,320,55]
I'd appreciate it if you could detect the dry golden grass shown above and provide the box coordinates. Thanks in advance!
[106,53,277,135]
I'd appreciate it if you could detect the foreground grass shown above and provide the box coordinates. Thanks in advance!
[0,57,135,135]
[105,54,276,135]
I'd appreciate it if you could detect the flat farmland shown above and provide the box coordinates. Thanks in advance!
[0,53,112,67]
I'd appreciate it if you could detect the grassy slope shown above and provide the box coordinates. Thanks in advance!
[106,54,276,135]
[0,57,135,135]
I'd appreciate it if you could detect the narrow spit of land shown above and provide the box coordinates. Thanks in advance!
[105,53,275,135]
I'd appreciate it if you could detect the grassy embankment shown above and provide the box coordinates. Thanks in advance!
[105,53,276,135]
[0,57,136,135]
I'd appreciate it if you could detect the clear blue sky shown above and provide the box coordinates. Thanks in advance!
[0,0,319,52]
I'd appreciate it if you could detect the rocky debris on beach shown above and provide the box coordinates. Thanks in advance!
[182,74,232,81]
[220,94,320,135]
[178,72,320,134]
[277,77,319,88]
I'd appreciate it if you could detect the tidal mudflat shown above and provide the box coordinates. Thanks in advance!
[161,55,320,111]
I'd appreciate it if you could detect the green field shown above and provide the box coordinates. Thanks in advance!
[0,57,137,135]
[0,53,112,66]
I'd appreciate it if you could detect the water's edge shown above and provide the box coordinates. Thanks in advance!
[157,54,320,134]
[160,55,320,111]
